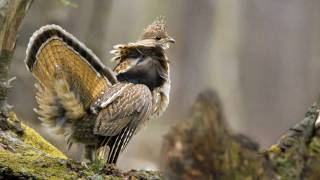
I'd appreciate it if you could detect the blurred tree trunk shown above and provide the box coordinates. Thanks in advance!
[171,0,214,120]
[0,0,33,130]
[238,0,320,147]
[85,0,112,62]
[209,0,244,131]
[67,0,112,61]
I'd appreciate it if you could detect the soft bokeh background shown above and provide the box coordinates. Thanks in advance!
[9,0,320,170]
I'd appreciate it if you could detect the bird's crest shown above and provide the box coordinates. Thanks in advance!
[140,16,168,39]
[145,16,167,34]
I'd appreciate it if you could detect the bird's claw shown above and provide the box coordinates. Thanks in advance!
[81,161,89,169]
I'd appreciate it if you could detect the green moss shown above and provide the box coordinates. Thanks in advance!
[8,112,67,159]
[307,137,320,157]
[21,123,67,159]
[303,137,320,179]
[0,149,76,179]
[229,141,241,168]
[268,145,281,154]
[268,146,302,179]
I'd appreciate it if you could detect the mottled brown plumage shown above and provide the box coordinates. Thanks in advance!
[25,17,174,164]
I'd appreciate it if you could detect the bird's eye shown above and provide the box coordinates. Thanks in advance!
[155,36,161,40]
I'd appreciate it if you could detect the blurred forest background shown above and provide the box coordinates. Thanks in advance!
[8,0,320,170]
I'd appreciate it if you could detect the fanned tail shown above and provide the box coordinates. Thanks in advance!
[34,79,85,135]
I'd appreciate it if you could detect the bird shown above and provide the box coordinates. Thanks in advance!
[24,16,175,164]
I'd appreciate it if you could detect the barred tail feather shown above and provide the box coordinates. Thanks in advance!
[25,24,113,109]
[54,79,85,119]
[34,79,86,135]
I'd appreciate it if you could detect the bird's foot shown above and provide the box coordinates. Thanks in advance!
[81,161,89,169]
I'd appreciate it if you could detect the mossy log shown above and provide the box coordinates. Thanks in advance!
[0,112,162,179]
[161,90,320,180]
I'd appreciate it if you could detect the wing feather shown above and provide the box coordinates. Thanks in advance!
[93,83,153,136]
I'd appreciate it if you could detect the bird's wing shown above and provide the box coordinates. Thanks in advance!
[25,24,117,109]
[92,83,153,136]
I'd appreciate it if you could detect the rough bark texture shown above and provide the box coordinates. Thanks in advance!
[161,89,320,180]
[0,0,33,130]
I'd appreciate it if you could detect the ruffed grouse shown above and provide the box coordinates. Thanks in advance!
[25,17,174,164]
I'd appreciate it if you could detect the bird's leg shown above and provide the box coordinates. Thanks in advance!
[84,145,96,162]
[81,145,96,168]
[96,145,109,161]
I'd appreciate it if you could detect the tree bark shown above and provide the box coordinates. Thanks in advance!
[0,0,33,130]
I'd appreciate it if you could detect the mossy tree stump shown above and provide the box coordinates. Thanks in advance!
[161,90,320,180]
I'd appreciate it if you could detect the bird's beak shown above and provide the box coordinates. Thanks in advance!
[166,37,175,43]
